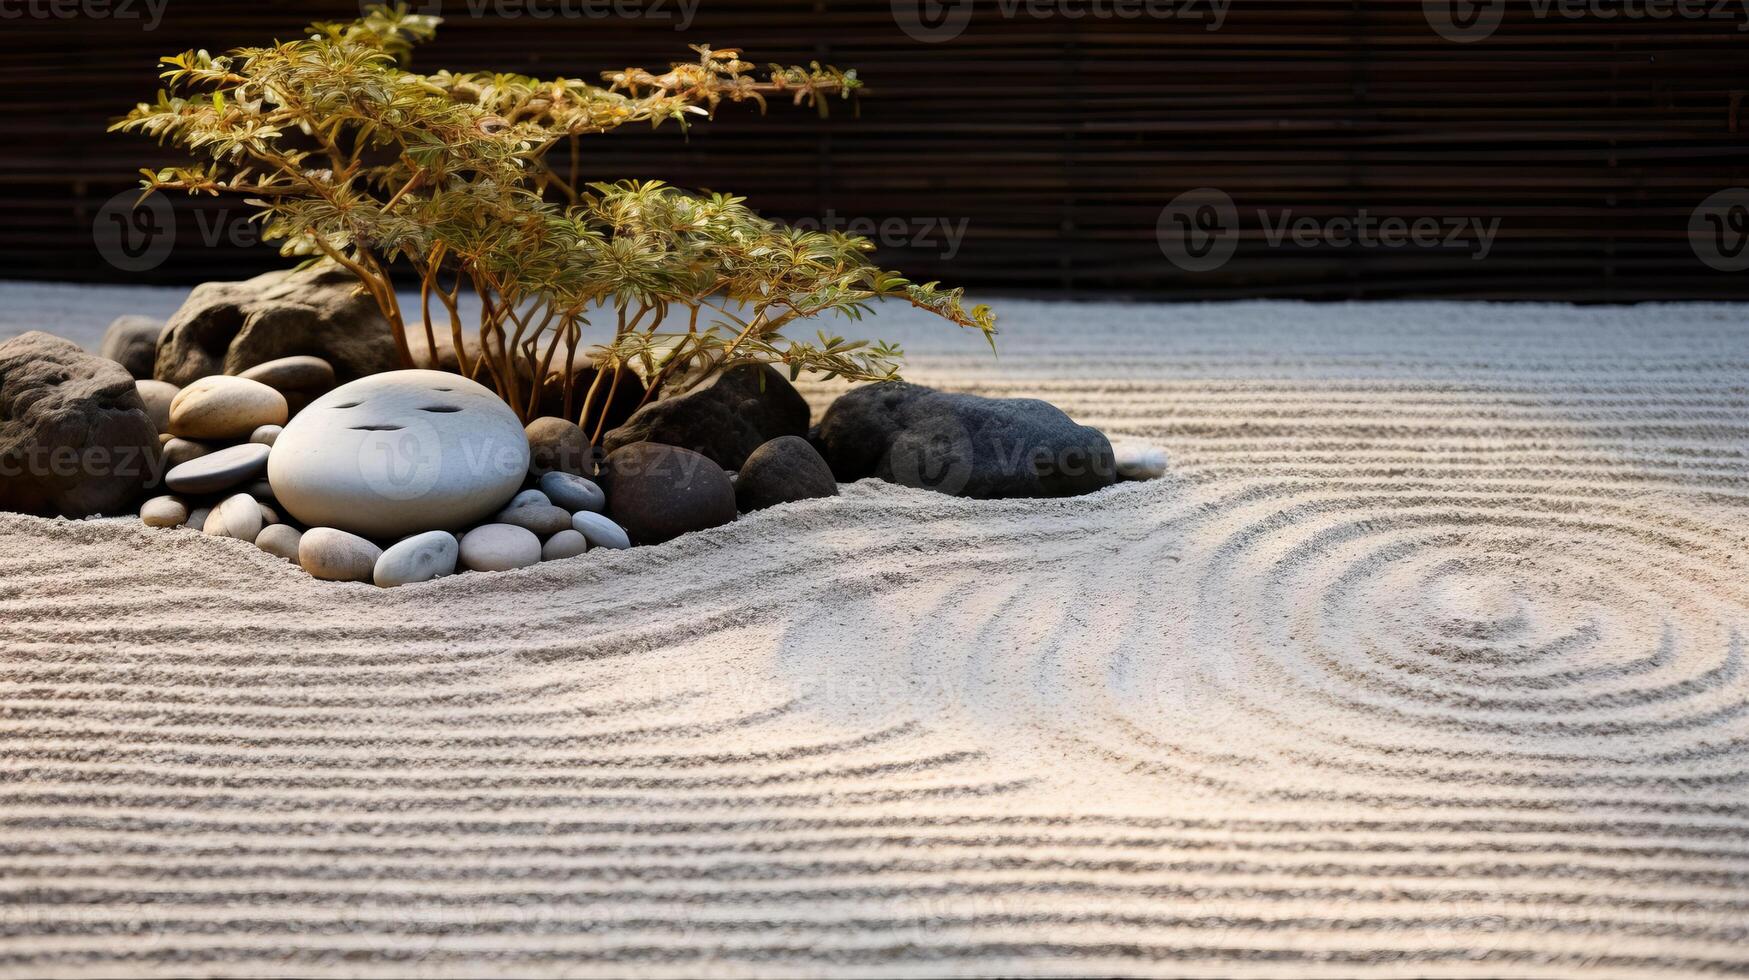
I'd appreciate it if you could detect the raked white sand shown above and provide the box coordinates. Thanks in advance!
[3,285,1749,977]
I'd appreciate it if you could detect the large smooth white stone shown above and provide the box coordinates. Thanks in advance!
[374,530,459,588]
[268,370,529,539]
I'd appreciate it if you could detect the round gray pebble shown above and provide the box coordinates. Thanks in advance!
[374,530,460,587]
[493,503,571,537]
[541,529,588,560]
[540,471,605,513]
[571,510,631,550]
[459,524,541,572]
[255,524,303,562]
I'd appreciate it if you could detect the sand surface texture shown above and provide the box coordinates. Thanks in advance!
[3,288,1748,977]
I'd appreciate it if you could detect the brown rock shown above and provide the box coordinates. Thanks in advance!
[0,332,157,517]
[525,416,596,477]
[155,261,399,386]
[238,355,336,415]
[100,316,166,380]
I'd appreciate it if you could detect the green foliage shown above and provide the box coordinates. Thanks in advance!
[114,3,995,433]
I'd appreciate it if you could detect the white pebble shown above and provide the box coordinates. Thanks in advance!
[1115,445,1168,481]
[203,492,263,542]
[255,524,303,563]
[139,495,188,528]
[375,530,460,587]
[459,523,541,572]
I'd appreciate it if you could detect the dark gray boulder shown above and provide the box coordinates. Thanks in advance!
[812,382,1116,499]
[602,364,808,471]
[0,332,158,517]
[155,261,398,386]
[735,435,839,512]
[600,442,736,545]
[98,315,165,380]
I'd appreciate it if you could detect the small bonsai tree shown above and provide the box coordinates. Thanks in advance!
[115,4,994,436]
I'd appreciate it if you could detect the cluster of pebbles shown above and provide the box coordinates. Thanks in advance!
[137,362,633,588]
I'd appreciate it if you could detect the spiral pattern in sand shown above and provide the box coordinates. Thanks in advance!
[2,294,1748,977]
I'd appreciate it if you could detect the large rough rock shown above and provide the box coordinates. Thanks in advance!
[155,261,398,386]
[99,315,165,380]
[0,332,158,517]
[812,382,1117,499]
[602,364,808,471]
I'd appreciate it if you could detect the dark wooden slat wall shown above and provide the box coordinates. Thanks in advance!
[2,1,1747,299]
